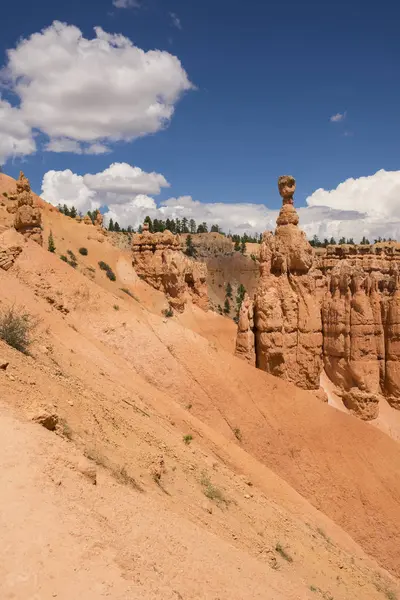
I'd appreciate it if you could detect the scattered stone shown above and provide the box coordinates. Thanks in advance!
[0,362,9,370]
[32,411,59,431]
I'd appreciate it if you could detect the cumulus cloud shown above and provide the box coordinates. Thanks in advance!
[113,0,140,7]
[0,98,36,165]
[41,167,400,242]
[41,162,169,221]
[305,169,400,240]
[330,111,346,123]
[170,12,182,30]
[0,21,193,162]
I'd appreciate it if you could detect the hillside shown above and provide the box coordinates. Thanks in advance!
[1,173,400,599]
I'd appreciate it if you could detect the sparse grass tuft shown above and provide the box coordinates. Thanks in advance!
[79,247,88,256]
[316,527,332,544]
[59,418,73,440]
[183,434,193,445]
[120,287,139,301]
[275,542,293,563]
[116,465,143,491]
[233,427,242,441]
[66,250,78,268]
[0,305,38,354]
[200,472,228,505]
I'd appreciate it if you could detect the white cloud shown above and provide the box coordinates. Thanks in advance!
[112,0,140,8]
[1,21,193,163]
[45,139,110,155]
[41,162,169,221]
[41,169,97,215]
[45,138,83,154]
[0,98,36,165]
[170,12,182,30]
[330,111,346,123]
[41,166,400,242]
[86,143,110,155]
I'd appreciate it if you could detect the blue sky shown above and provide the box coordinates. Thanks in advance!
[1,0,400,238]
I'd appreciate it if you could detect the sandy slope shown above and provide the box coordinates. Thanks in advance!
[1,174,400,598]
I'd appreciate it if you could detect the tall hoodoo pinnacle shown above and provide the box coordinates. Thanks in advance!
[276,175,299,227]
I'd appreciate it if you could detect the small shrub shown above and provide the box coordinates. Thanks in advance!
[0,305,37,354]
[200,473,228,505]
[98,261,111,271]
[113,304,120,311]
[2,191,8,197]
[60,255,68,262]
[47,230,56,253]
[316,527,331,544]
[186,403,193,410]
[233,427,242,441]
[275,543,293,563]
[120,287,138,300]
[183,434,193,445]
[106,268,116,281]
[163,307,174,318]
[66,250,78,268]
[79,247,88,256]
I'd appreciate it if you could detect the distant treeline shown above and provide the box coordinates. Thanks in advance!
[57,205,394,247]
[57,207,261,247]
[310,235,396,247]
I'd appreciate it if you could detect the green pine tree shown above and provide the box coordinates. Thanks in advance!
[185,235,197,257]
[223,298,230,314]
[47,230,56,253]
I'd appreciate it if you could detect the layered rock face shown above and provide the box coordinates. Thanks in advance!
[234,176,400,420]
[132,228,208,312]
[6,172,43,245]
[319,244,400,417]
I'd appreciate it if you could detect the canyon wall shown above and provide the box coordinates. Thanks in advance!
[235,177,400,420]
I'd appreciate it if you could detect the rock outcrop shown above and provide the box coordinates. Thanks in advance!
[235,293,255,364]
[249,177,323,390]
[7,172,42,245]
[234,176,400,420]
[132,227,208,312]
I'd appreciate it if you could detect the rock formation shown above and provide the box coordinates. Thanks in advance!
[235,176,400,420]
[236,176,323,391]
[7,172,42,245]
[132,226,208,312]
[235,293,255,364]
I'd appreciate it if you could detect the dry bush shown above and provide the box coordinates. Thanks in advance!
[0,305,38,354]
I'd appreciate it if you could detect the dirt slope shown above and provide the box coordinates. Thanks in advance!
[0,174,400,598]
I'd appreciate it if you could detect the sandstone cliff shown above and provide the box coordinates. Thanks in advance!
[235,177,400,420]
[132,228,208,312]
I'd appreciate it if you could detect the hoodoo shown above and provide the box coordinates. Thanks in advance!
[235,176,400,420]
